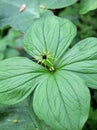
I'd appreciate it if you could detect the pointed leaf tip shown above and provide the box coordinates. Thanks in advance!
[33,70,90,130]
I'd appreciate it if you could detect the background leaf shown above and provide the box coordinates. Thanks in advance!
[37,0,78,9]
[0,100,35,130]
[0,52,4,60]
[0,57,47,105]
[80,0,97,14]
[33,70,90,130]
[5,48,20,58]
[0,0,78,32]
[0,0,53,32]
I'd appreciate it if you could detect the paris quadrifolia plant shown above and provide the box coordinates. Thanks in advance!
[1,15,97,130]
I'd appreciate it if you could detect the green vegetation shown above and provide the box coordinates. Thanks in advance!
[0,1,97,130]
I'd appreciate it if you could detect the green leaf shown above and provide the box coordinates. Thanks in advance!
[38,0,78,9]
[4,29,21,48]
[0,39,6,52]
[0,52,4,60]
[23,16,76,69]
[0,0,53,32]
[58,37,97,89]
[64,60,97,74]
[63,61,97,89]
[0,100,35,130]
[79,0,97,14]
[5,48,20,58]
[33,70,90,130]
[0,0,78,32]
[57,38,97,68]
[0,57,47,105]
[74,73,97,89]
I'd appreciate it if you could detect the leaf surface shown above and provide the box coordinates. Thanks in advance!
[0,0,78,32]
[23,16,76,66]
[58,37,97,67]
[0,57,47,105]
[0,100,35,130]
[74,73,97,89]
[38,0,78,9]
[33,70,90,130]
[58,37,97,89]
[0,0,53,32]
[80,0,97,14]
